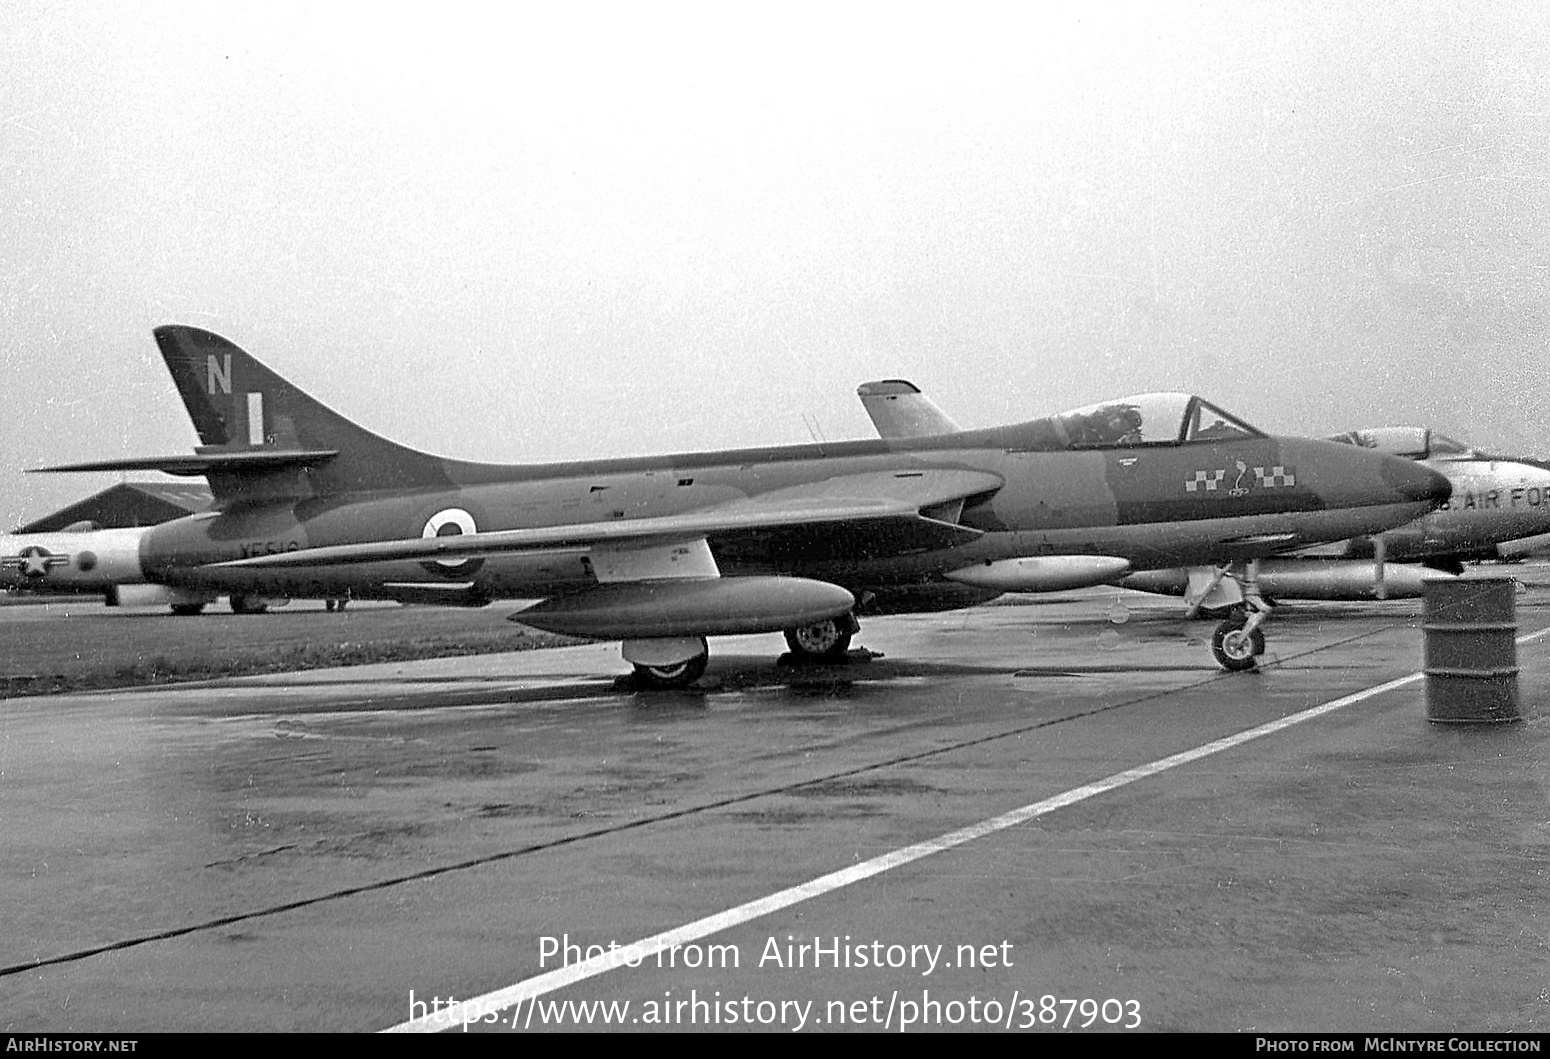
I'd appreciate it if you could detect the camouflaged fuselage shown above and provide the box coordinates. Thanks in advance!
[136,428,1446,603]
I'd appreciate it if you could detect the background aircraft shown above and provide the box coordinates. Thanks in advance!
[0,480,355,613]
[0,482,228,612]
[12,327,1447,682]
[1320,428,1550,571]
[0,523,216,611]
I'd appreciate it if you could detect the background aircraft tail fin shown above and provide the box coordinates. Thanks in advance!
[153,325,453,499]
[856,379,962,439]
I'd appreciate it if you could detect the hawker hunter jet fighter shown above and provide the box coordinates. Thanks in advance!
[22,328,1447,682]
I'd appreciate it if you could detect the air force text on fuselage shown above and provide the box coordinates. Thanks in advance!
[1439,486,1550,511]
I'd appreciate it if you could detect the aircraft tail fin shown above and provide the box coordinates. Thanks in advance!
[856,379,962,439]
[153,325,453,500]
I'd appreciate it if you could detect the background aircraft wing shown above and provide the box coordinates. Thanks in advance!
[212,468,1002,571]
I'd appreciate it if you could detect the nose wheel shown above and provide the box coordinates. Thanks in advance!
[1211,613,1266,671]
[1205,561,1271,671]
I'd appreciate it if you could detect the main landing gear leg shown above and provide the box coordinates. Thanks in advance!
[1209,560,1271,672]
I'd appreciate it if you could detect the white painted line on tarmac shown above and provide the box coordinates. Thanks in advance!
[384,626,1550,1033]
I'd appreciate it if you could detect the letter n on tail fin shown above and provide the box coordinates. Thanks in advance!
[153,326,456,498]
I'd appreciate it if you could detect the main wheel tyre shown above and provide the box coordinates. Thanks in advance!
[229,593,269,615]
[1211,616,1265,671]
[169,602,207,616]
[632,652,708,690]
[784,618,853,662]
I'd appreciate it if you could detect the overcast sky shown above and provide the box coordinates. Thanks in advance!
[3,1,1548,528]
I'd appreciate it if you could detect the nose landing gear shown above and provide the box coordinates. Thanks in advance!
[1192,560,1272,672]
[1211,611,1267,671]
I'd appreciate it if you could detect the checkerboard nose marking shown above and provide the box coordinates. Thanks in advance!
[1255,466,1296,488]
[1185,469,1226,492]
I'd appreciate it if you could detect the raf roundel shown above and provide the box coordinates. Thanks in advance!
[420,508,484,577]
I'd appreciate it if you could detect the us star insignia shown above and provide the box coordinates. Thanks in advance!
[2,546,71,579]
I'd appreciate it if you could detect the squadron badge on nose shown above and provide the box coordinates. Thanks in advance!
[1185,463,1296,497]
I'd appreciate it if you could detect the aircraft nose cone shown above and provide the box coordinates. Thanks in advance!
[1382,458,1452,506]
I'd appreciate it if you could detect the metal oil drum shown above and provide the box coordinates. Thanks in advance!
[1421,577,1521,724]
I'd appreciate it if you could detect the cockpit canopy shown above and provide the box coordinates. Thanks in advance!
[1325,427,1473,461]
[1052,393,1265,449]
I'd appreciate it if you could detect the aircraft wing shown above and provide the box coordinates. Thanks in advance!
[30,450,340,477]
[212,468,1003,571]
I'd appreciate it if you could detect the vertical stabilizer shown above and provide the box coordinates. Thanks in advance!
[154,326,455,498]
[856,379,962,439]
